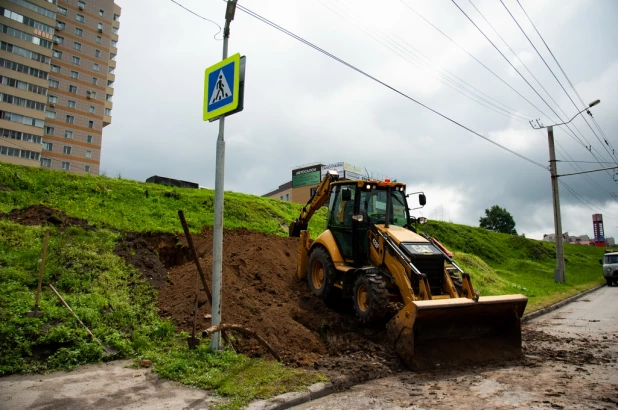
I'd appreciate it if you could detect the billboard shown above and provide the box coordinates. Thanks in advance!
[321,162,364,179]
[292,165,321,188]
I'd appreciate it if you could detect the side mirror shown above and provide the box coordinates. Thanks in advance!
[419,194,426,206]
[599,259,603,265]
[418,217,427,224]
[342,189,352,201]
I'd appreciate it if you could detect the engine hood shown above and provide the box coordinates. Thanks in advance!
[376,224,428,245]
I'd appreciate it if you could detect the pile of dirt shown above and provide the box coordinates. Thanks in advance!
[154,227,401,378]
[1,205,94,230]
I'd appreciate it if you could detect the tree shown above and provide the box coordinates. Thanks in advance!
[479,205,517,235]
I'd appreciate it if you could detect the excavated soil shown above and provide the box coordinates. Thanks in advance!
[1,205,95,230]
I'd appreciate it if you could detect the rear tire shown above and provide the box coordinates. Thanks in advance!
[353,272,388,323]
[307,247,340,306]
[607,278,613,287]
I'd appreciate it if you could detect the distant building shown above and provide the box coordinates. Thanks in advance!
[146,175,198,189]
[263,162,385,204]
[543,232,614,246]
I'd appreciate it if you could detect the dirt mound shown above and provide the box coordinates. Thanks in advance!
[156,228,401,377]
[1,205,94,230]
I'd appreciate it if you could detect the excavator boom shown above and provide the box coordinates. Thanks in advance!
[289,170,339,237]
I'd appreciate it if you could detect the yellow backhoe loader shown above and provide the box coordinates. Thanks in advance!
[289,171,527,369]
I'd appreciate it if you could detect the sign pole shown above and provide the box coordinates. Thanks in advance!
[210,0,237,351]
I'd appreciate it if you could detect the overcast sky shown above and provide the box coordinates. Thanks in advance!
[102,0,618,240]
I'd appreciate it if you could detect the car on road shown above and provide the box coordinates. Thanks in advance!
[600,250,618,286]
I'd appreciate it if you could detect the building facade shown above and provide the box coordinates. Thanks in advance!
[0,0,120,174]
[264,162,380,204]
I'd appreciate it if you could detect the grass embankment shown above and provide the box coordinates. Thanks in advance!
[0,163,605,405]
[0,163,325,409]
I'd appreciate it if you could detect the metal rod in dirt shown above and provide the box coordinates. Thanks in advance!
[34,230,50,310]
[48,284,103,348]
[178,210,212,304]
[548,126,565,283]
[211,0,237,351]
[203,323,281,361]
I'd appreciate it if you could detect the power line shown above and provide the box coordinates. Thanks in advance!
[450,0,594,152]
[169,0,222,40]
[234,3,549,170]
[318,0,530,123]
[558,179,618,218]
[499,0,618,166]
[399,0,553,125]
[515,0,618,163]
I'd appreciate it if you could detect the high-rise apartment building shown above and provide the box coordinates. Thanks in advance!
[0,0,120,174]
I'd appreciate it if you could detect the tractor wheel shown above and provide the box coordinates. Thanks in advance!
[353,272,388,323]
[307,247,340,306]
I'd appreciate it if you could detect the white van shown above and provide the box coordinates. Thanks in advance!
[600,250,618,286]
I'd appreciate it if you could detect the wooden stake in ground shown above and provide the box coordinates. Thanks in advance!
[26,230,49,318]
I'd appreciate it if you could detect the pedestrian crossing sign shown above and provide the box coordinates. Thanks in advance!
[203,53,241,121]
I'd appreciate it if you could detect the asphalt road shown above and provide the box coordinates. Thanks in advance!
[293,285,618,410]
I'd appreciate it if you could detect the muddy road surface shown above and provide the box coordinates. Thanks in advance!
[294,286,618,409]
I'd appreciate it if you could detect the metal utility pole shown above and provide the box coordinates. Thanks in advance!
[530,99,601,284]
[547,126,565,283]
[211,0,237,351]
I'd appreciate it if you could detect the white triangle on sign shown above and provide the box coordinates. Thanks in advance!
[209,69,233,105]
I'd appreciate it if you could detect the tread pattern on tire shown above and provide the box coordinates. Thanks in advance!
[353,271,388,323]
[307,246,340,305]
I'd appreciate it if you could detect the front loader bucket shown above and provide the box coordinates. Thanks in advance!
[387,294,527,370]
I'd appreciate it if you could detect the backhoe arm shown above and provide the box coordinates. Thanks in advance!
[289,170,339,237]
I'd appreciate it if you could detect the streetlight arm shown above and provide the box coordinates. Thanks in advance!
[530,100,600,129]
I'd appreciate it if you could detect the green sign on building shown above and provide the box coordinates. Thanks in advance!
[292,165,321,188]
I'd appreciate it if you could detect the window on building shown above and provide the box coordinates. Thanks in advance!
[73,42,81,51]
[53,50,62,58]
[54,36,64,44]
[96,36,101,44]
[45,111,56,119]
[45,126,54,135]
[88,91,96,99]
[70,70,78,79]
[108,66,114,74]
[67,100,75,108]
[42,142,52,151]
[97,22,103,31]
[113,14,120,22]
[279,196,283,200]
[111,40,117,48]
[93,63,99,71]
[92,77,97,85]
[95,49,100,58]
[66,115,74,123]
[76,14,84,23]
[85,150,92,159]
[51,64,60,73]
[84,164,90,173]
[64,130,72,139]
[61,161,70,170]
[63,146,71,155]
[74,27,83,36]
[88,120,93,128]
[104,107,111,116]
[110,53,116,61]
[56,21,65,30]
[105,94,112,102]
[78,1,86,8]
[49,79,59,88]
[68,85,77,93]
[41,158,51,167]
[58,7,67,15]
[107,80,114,88]
[72,56,80,65]
[286,193,289,201]
[98,9,104,17]
[89,106,95,113]
[48,95,58,104]
[112,26,118,35]
[86,135,93,143]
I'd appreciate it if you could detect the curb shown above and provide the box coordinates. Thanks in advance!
[247,284,606,409]
[521,284,605,323]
